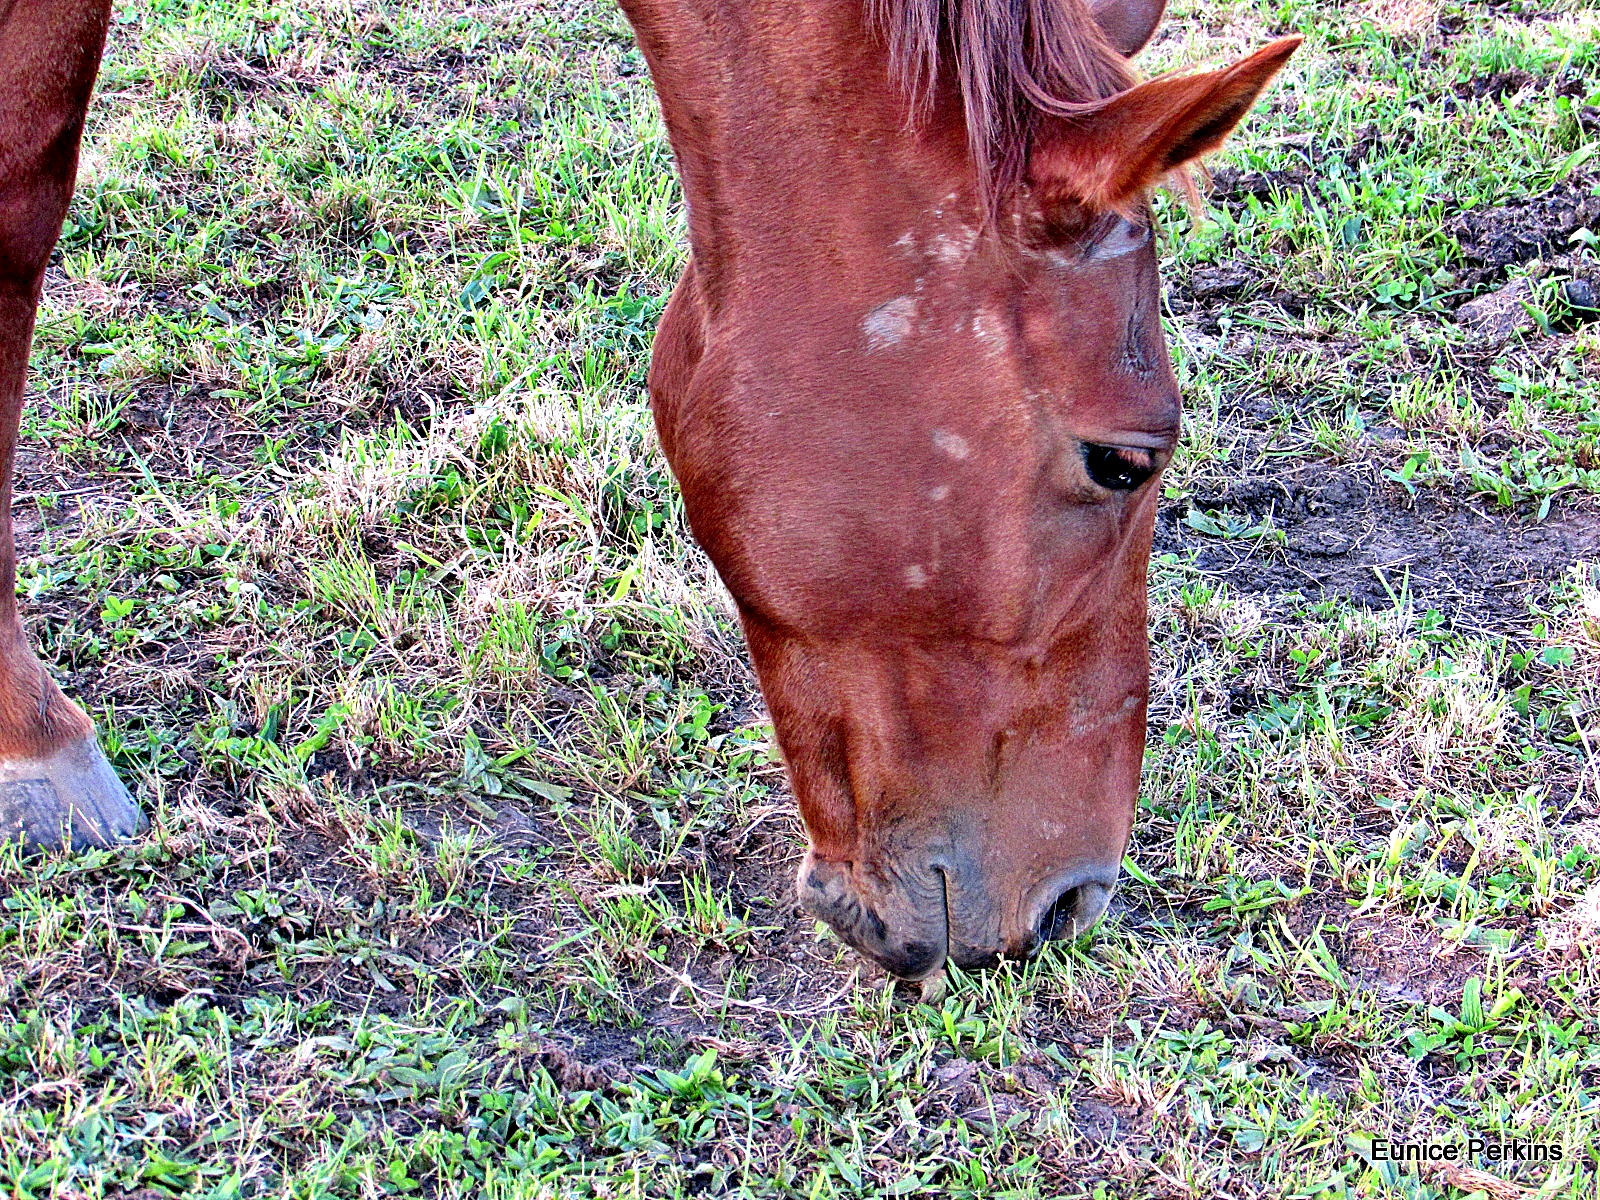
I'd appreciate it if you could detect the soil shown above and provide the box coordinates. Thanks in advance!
[1450,174,1600,280]
[1161,150,1600,628]
[1154,462,1600,627]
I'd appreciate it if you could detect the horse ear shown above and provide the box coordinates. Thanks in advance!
[1090,0,1168,56]
[1029,37,1301,211]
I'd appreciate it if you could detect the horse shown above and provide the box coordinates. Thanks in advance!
[0,0,1295,981]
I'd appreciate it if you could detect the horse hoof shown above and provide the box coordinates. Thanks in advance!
[0,736,145,852]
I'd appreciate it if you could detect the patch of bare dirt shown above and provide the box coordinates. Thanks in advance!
[1155,465,1600,626]
[1287,897,1496,1009]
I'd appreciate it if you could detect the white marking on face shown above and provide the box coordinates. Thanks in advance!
[863,296,918,349]
[971,308,1005,346]
[1068,694,1143,737]
[931,430,970,459]
[904,564,928,588]
[929,484,950,502]
[928,224,979,264]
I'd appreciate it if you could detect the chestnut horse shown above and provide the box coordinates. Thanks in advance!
[1,0,1294,979]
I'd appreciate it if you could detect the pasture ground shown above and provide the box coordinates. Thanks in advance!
[2,0,1599,1196]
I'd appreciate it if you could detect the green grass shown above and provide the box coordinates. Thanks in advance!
[3,0,1599,1196]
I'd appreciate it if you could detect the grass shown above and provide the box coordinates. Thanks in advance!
[2,0,1599,1196]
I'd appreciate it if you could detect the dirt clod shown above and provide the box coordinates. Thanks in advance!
[1452,70,1535,101]
[1451,177,1600,275]
[1454,276,1537,345]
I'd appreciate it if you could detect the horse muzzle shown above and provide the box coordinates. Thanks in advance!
[798,851,1119,979]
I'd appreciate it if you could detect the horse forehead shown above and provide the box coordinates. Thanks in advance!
[891,197,983,267]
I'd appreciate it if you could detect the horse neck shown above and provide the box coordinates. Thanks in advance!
[620,0,972,287]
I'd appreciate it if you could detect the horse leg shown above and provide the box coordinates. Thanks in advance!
[0,0,142,851]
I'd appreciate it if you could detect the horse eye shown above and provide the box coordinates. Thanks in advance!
[1083,443,1157,491]
[1086,218,1151,260]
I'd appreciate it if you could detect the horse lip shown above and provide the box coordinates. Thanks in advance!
[900,865,953,981]
[797,855,952,981]
[938,866,953,954]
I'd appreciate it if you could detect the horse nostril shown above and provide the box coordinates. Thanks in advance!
[1036,881,1114,943]
[1036,886,1079,942]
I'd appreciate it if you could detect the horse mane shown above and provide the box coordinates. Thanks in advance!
[870,0,1137,212]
